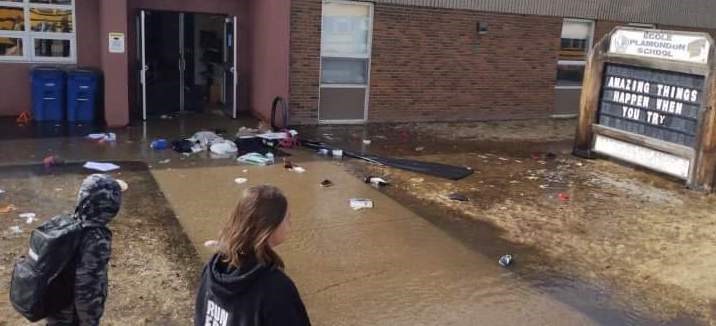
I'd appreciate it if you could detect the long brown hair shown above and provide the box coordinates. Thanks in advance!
[218,185,287,269]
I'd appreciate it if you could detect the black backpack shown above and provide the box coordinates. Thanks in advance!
[10,214,83,322]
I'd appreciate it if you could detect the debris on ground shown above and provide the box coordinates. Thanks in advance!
[150,139,169,150]
[19,212,37,224]
[350,198,374,210]
[409,177,425,183]
[189,131,224,149]
[539,184,549,189]
[87,132,117,143]
[160,114,173,120]
[332,149,343,159]
[557,193,570,202]
[54,188,63,192]
[236,126,259,138]
[0,204,17,213]
[237,153,275,166]
[415,147,425,152]
[448,193,469,202]
[210,140,238,156]
[242,169,248,173]
[158,159,171,164]
[0,188,5,195]
[320,179,334,187]
[498,254,513,267]
[290,166,306,174]
[234,178,248,185]
[365,176,389,187]
[362,139,372,145]
[172,139,202,154]
[204,240,219,248]
[8,225,22,234]
[116,179,129,192]
[43,155,61,168]
[83,161,120,172]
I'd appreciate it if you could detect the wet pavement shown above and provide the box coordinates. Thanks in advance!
[0,115,709,325]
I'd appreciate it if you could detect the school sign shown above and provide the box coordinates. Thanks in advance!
[575,27,716,191]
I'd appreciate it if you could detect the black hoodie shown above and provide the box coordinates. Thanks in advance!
[194,253,311,326]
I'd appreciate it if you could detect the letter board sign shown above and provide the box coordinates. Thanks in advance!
[575,27,715,191]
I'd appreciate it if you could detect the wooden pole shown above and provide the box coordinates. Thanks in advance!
[573,37,609,158]
[692,58,716,191]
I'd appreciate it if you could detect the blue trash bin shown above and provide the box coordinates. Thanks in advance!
[31,68,66,121]
[67,69,99,122]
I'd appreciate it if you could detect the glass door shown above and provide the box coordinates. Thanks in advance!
[223,16,238,118]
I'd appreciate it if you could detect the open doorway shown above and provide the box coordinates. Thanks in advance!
[137,10,237,120]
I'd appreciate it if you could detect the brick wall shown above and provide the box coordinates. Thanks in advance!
[369,6,562,122]
[289,0,322,124]
[289,1,562,124]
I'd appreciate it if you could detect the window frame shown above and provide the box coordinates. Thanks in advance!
[0,0,76,63]
[556,18,594,90]
[318,0,374,124]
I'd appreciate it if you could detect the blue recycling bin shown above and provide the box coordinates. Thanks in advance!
[31,68,66,121]
[67,69,99,122]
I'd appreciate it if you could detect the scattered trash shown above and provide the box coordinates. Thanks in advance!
[318,148,329,156]
[204,240,219,248]
[409,177,424,183]
[150,139,169,150]
[576,162,584,167]
[332,149,344,159]
[0,188,4,195]
[350,198,374,210]
[257,132,289,140]
[0,204,18,213]
[83,161,120,172]
[515,160,523,163]
[210,141,238,155]
[364,176,389,187]
[116,179,129,192]
[290,166,306,174]
[498,157,509,161]
[54,188,63,192]
[172,139,202,154]
[160,114,173,120]
[415,147,425,152]
[236,126,259,138]
[9,225,22,234]
[43,155,60,168]
[539,184,549,189]
[362,139,372,145]
[234,178,248,185]
[498,254,513,267]
[448,193,469,202]
[237,153,275,166]
[19,213,37,224]
[87,132,117,143]
[320,179,333,187]
[242,169,248,173]
[189,131,224,149]
[509,180,520,184]
[557,193,570,202]
[158,159,171,164]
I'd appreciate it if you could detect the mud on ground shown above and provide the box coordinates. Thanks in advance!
[0,163,201,325]
[309,119,716,324]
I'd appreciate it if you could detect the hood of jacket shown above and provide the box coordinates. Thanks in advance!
[75,174,122,227]
[207,253,271,300]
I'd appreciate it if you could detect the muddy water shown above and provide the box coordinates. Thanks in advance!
[152,156,662,325]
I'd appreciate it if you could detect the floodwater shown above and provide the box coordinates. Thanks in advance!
[152,155,684,325]
[0,114,703,325]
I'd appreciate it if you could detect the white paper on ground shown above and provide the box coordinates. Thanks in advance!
[350,198,374,210]
[83,162,120,172]
[257,132,288,140]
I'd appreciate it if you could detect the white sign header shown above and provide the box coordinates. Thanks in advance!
[609,29,711,64]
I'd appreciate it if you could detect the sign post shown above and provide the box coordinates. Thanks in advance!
[575,27,715,191]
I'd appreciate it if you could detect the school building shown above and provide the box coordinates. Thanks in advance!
[0,0,714,127]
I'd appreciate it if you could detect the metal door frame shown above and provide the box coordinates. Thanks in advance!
[139,10,148,121]
[223,16,238,119]
[179,12,186,113]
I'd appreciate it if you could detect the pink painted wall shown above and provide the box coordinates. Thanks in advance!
[0,0,101,118]
[100,0,130,127]
[247,0,291,122]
